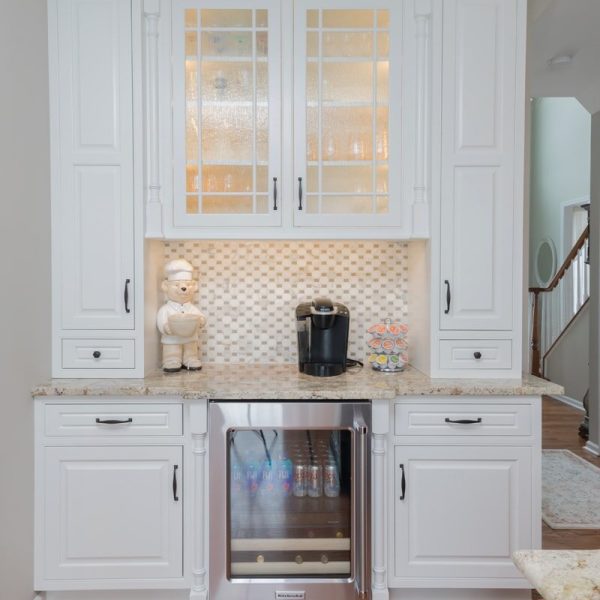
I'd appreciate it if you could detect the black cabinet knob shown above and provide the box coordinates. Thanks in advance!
[93,351,102,359]
[473,351,482,360]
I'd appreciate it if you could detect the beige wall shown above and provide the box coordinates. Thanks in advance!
[0,1,51,598]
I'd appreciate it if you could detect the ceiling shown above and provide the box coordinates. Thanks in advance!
[528,0,600,114]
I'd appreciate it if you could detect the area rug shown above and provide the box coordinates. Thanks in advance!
[542,449,600,529]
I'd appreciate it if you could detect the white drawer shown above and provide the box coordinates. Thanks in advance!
[394,402,532,437]
[62,339,135,369]
[439,339,512,370]
[45,403,183,437]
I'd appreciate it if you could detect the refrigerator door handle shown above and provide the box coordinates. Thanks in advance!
[355,417,369,598]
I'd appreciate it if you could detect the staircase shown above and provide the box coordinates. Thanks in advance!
[529,225,590,378]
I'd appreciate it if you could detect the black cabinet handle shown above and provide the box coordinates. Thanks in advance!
[95,417,133,425]
[273,177,278,211]
[124,278,131,314]
[92,350,102,359]
[399,464,406,500]
[444,417,482,425]
[173,465,179,501]
[473,351,482,360]
[298,177,303,210]
[444,280,451,314]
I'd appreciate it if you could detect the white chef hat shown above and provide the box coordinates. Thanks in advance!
[165,258,194,281]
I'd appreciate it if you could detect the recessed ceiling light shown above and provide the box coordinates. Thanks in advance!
[548,54,573,66]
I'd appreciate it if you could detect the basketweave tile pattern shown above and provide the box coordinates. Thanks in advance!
[163,241,409,363]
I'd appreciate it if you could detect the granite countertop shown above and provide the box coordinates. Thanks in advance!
[514,550,600,600]
[32,364,563,399]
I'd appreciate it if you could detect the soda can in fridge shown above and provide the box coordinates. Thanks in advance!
[307,464,323,498]
[293,463,308,497]
[323,463,340,497]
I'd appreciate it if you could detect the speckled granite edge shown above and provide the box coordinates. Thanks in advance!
[514,550,600,600]
[32,364,564,399]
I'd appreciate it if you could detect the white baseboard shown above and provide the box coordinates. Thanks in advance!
[584,441,600,456]
[550,394,585,412]
[390,590,530,600]
[45,592,188,600]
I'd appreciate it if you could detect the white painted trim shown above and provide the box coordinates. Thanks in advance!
[551,394,585,412]
[584,440,600,457]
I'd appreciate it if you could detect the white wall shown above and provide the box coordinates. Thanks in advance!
[529,97,591,285]
[0,1,51,598]
[545,302,589,403]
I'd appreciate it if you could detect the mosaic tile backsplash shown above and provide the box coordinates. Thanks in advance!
[163,241,409,363]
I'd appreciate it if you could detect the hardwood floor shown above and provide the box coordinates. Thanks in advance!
[531,397,600,599]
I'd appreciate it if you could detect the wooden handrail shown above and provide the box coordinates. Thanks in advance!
[529,225,589,293]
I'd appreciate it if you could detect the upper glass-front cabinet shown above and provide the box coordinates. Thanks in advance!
[294,0,400,228]
[172,1,282,227]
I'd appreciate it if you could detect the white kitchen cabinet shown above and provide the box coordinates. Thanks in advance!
[423,0,526,378]
[392,445,532,584]
[49,0,144,377]
[42,445,183,581]
[150,0,424,238]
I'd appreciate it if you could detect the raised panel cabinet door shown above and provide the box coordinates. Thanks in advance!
[55,0,135,330]
[439,0,518,330]
[43,446,183,581]
[172,0,282,227]
[293,0,404,228]
[393,445,532,582]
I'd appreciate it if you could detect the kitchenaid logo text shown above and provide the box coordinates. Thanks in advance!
[275,592,305,600]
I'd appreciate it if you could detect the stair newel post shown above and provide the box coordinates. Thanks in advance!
[531,290,542,378]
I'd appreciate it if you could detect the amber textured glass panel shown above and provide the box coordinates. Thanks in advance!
[202,165,253,193]
[307,9,319,28]
[307,166,318,193]
[306,106,318,161]
[256,62,268,104]
[256,105,269,163]
[201,9,252,28]
[322,166,373,193]
[256,9,268,27]
[322,107,373,161]
[306,196,319,213]
[256,195,269,214]
[186,195,199,214]
[201,62,253,103]
[376,165,388,193]
[256,32,268,57]
[307,32,318,57]
[377,33,389,58]
[306,63,318,104]
[322,32,372,58]
[377,10,389,28]
[186,165,198,192]
[201,31,252,57]
[257,166,268,193]
[376,107,389,161]
[202,195,253,214]
[185,31,198,56]
[322,10,373,28]
[377,62,389,104]
[321,196,372,214]
[322,63,372,103]
[185,9,197,28]
[376,196,389,214]
[202,105,253,162]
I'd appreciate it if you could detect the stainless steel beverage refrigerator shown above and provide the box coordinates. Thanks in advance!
[209,401,371,600]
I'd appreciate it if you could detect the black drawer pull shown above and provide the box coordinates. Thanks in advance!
[273,177,278,210]
[473,351,482,359]
[399,463,406,500]
[444,280,451,314]
[173,465,179,501]
[92,350,102,359]
[298,177,303,210]
[95,417,133,425]
[124,278,131,313]
[445,417,482,425]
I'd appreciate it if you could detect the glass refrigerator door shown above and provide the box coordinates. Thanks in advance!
[227,428,352,579]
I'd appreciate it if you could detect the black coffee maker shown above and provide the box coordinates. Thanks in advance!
[296,297,350,377]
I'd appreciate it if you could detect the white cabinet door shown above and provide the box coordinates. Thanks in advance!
[43,446,183,581]
[54,0,134,330]
[439,0,517,331]
[393,445,531,582]
[293,0,404,229]
[171,0,282,228]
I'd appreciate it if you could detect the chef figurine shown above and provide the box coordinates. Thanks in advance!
[157,259,206,372]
